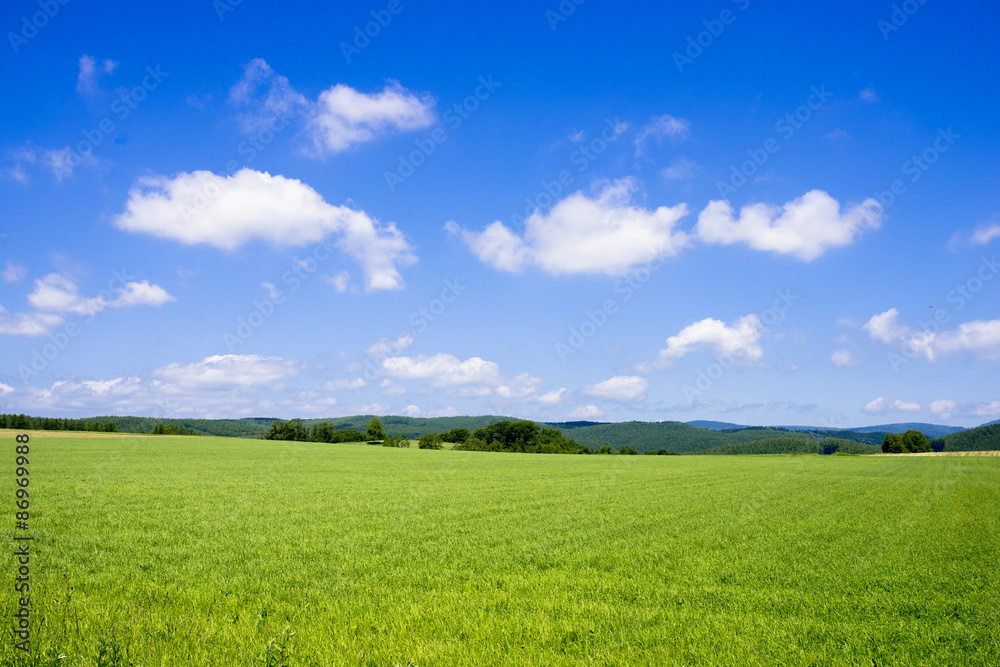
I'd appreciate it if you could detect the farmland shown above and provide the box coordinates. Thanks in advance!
[3,432,999,665]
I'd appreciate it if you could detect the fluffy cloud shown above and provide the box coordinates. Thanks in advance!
[566,405,605,420]
[154,355,300,390]
[583,376,648,403]
[0,383,13,395]
[27,274,174,315]
[863,397,888,414]
[695,190,882,261]
[970,222,1000,246]
[76,55,117,96]
[972,401,1000,417]
[652,315,764,368]
[377,353,545,402]
[229,59,434,154]
[635,114,690,154]
[228,58,308,131]
[113,168,416,291]
[309,81,436,155]
[367,333,414,358]
[380,354,501,392]
[447,178,689,275]
[864,308,1000,361]
[930,400,957,420]
[0,307,63,337]
[3,262,27,283]
[831,349,860,367]
[538,388,569,405]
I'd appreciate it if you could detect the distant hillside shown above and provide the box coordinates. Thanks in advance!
[850,423,965,438]
[940,423,1000,452]
[702,437,879,456]
[685,420,744,431]
[53,414,965,455]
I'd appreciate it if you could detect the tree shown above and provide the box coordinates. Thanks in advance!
[418,433,443,449]
[619,447,638,455]
[264,419,310,441]
[598,445,613,455]
[882,433,905,453]
[445,428,471,443]
[383,435,409,448]
[902,429,931,453]
[366,416,386,442]
[930,437,946,453]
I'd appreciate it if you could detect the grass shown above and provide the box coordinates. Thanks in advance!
[2,432,999,665]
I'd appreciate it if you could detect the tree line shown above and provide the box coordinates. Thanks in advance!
[1,413,120,432]
[262,418,367,443]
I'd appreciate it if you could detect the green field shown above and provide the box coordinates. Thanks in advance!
[3,434,999,665]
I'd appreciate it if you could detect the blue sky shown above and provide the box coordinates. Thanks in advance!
[1,0,998,427]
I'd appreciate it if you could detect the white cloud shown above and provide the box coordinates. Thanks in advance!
[27,274,174,315]
[661,157,698,180]
[930,400,956,421]
[635,114,690,154]
[377,353,545,402]
[538,388,569,405]
[327,271,351,293]
[379,379,407,397]
[970,222,1000,246]
[322,378,367,391]
[0,383,14,395]
[448,178,689,275]
[309,80,436,155]
[972,401,1000,417]
[652,315,764,368]
[567,405,604,420]
[695,190,883,261]
[863,309,908,345]
[583,376,648,403]
[76,55,117,96]
[864,308,1000,361]
[367,333,414,358]
[831,349,860,367]
[228,59,435,155]
[0,306,63,337]
[893,400,922,412]
[863,397,888,414]
[112,281,176,308]
[154,354,300,390]
[859,85,879,103]
[401,404,421,417]
[113,168,417,291]
[229,58,308,132]
[3,261,27,283]
[380,354,501,391]
[495,373,544,401]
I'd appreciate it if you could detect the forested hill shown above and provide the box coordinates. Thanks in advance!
[939,423,1000,451]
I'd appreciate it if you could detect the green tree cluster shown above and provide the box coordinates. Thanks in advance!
[452,421,589,454]
[0,413,119,432]
[151,422,195,435]
[882,430,932,453]
[263,419,366,443]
